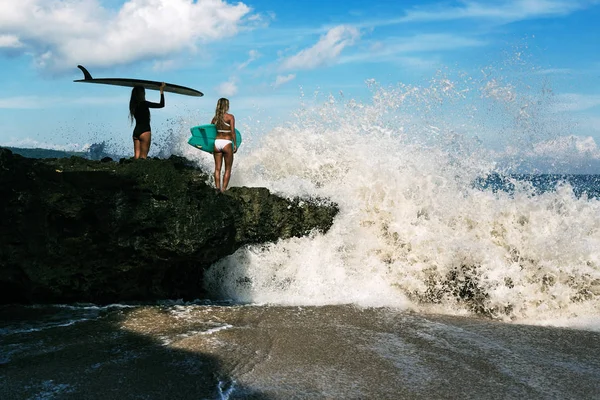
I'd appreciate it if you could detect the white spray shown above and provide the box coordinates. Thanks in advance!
[171,68,600,330]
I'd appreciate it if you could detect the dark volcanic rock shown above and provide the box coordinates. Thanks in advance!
[0,148,338,304]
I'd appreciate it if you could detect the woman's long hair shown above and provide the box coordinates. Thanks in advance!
[213,98,230,130]
[129,86,146,124]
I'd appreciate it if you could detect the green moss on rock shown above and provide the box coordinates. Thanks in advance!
[0,148,338,304]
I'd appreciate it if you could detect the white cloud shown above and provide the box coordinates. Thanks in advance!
[399,0,596,23]
[339,34,485,65]
[0,94,125,109]
[0,0,256,71]
[273,74,296,88]
[238,49,260,70]
[152,59,177,72]
[394,33,486,52]
[351,0,598,30]
[530,135,600,158]
[217,78,238,97]
[534,68,573,75]
[280,25,360,71]
[1,137,92,152]
[553,93,600,112]
[0,96,46,109]
[0,34,23,48]
[496,135,600,173]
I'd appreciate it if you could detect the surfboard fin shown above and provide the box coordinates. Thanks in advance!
[77,65,93,80]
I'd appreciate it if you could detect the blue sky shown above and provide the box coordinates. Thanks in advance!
[0,0,599,161]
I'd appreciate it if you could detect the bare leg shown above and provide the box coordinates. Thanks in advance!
[139,131,152,159]
[213,150,223,191]
[133,136,141,159]
[221,144,234,192]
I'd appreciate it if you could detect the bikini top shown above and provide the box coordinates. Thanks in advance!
[217,121,231,132]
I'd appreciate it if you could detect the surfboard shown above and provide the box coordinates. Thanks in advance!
[73,65,203,97]
[188,124,242,154]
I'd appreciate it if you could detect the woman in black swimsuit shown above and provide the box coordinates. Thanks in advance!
[129,83,165,159]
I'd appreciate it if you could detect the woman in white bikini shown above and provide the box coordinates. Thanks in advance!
[211,98,237,192]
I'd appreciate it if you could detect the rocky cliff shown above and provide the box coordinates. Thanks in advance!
[0,148,338,304]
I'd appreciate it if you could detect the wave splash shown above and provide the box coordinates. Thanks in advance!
[187,67,600,329]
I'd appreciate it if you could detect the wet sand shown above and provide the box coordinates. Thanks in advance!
[1,304,599,399]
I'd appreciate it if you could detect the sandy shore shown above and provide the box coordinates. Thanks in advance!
[2,304,599,399]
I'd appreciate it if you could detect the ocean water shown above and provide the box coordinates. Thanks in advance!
[3,66,600,398]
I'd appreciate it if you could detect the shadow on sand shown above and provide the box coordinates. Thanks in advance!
[0,305,272,400]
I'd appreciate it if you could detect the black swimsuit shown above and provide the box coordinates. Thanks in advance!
[133,94,164,138]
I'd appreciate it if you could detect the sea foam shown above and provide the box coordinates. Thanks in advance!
[171,66,600,330]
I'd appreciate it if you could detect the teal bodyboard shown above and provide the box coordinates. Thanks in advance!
[188,124,242,154]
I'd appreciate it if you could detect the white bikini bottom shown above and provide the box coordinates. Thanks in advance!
[214,139,233,152]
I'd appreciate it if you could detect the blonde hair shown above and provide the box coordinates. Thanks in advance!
[214,98,230,130]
